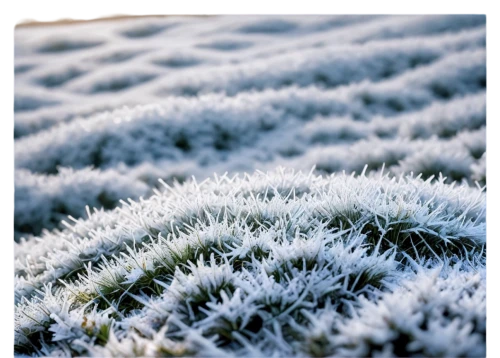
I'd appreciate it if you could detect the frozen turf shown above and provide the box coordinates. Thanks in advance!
[14,15,486,357]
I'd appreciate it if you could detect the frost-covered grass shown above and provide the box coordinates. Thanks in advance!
[14,168,149,240]
[15,15,486,357]
[14,168,486,356]
[15,44,487,170]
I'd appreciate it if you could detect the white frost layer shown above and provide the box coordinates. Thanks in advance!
[14,15,487,356]
[14,168,485,356]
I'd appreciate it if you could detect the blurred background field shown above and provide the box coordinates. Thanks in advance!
[14,15,486,240]
[16,8,214,28]
[14,13,487,238]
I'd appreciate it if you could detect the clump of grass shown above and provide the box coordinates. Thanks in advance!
[15,168,485,356]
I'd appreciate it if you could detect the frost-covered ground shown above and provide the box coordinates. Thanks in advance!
[14,15,486,357]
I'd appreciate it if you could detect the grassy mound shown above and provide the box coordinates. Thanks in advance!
[14,168,485,357]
